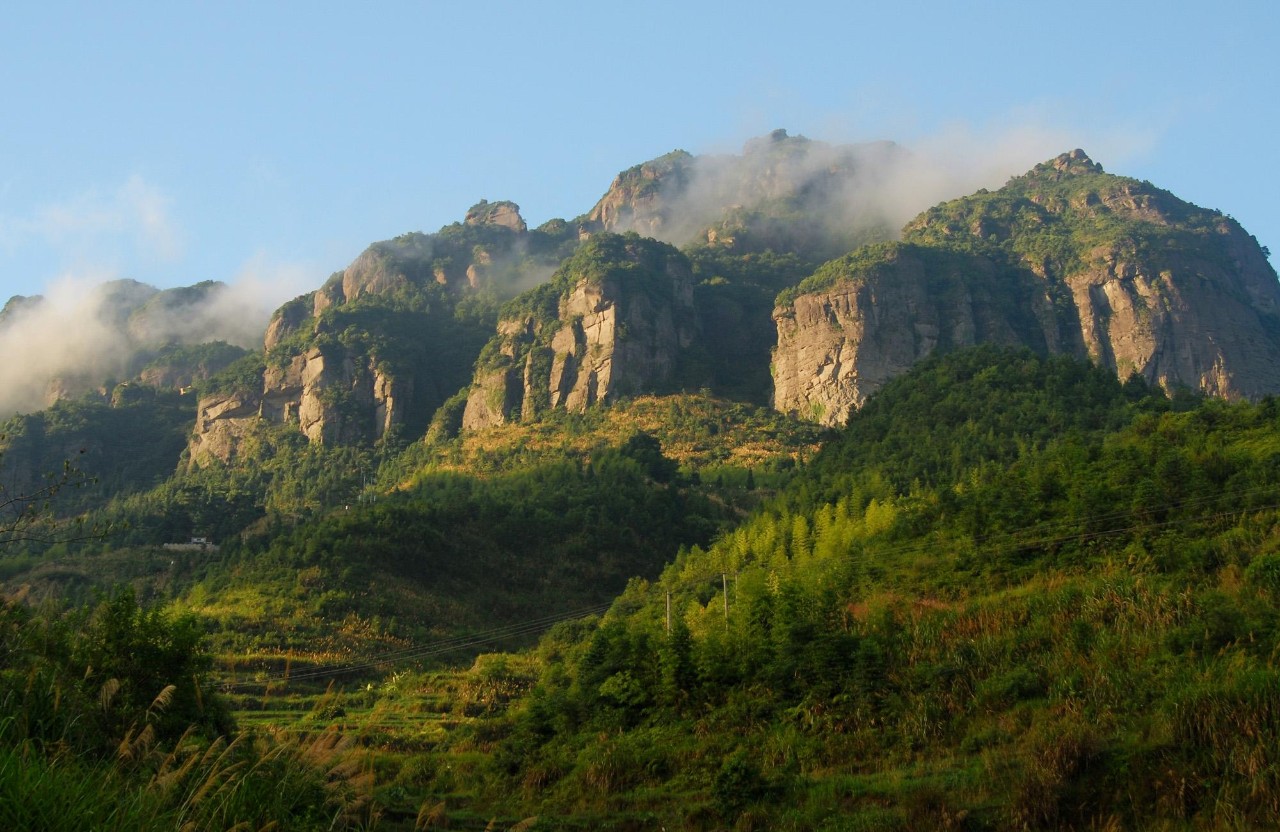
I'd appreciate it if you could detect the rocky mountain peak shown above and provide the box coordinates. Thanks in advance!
[0,294,42,327]
[742,128,806,155]
[1027,148,1105,181]
[465,199,527,233]
[774,151,1280,426]
[580,151,693,238]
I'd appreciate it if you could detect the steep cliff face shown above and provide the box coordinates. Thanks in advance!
[188,387,264,465]
[774,151,1280,425]
[190,346,417,465]
[462,234,700,431]
[189,202,576,466]
[264,347,410,444]
[1058,239,1280,399]
[772,244,1060,425]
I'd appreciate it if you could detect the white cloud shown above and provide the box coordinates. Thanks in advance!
[0,252,321,417]
[611,114,1164,251]
[201,253,321,346]
[0,270,137,416]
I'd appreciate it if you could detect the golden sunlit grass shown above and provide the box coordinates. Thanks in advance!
[433,394,823,479]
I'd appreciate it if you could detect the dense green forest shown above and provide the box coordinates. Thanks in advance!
[385,347,1280,829]
[0,388,193,517]
[179,432,731,658]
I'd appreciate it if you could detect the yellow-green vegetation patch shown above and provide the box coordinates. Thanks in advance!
[434,393,823,479]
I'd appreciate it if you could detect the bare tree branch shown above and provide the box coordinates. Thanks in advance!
[0,441,100,548]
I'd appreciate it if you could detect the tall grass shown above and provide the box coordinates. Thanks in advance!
[0,685,375,830]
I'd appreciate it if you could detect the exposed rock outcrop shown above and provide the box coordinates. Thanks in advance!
[773,151,1280,425]
[772,244,1059,425]
[188,388,263,465]
[189,347,413,465]
[1059,244,1280,400]
[188,201,571,465]
[466,199,527,232]
[462,234,700,431]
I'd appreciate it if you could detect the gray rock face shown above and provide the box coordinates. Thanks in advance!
[188,350,411,465]
[466,199,527,233]
[1060,229,1280,399]
[188,389,263,465]
[772,152,1280,425]
[462,236,698,431]
[189,202,553,465]
[771,245,1057,425]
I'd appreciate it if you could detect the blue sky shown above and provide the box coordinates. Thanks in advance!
[2,1,1276,309]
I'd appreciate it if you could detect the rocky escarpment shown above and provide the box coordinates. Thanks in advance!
[772,244,1062,425]
[259,347,410,444]
[773,151,1280,425]
[461,233,701,431]
[190,346,411,464]
[190,202,570,465]
[187,387,264,466]
[1054,230,1280,399]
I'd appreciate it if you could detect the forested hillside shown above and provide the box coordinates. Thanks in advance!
[415,347,1280,829]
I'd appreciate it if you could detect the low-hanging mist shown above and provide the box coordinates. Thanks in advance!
[0,264,311,417]
[594,122,1152,252]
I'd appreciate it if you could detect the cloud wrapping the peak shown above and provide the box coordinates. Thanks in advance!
[0,274,136,416]
[0,255,318,417]
[608,118,1160,252]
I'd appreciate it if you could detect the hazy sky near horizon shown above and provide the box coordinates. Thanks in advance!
[2,1,1275,309]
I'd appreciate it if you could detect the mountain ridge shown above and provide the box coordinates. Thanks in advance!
[772,149,1280,425]
[4,138,1278,512]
